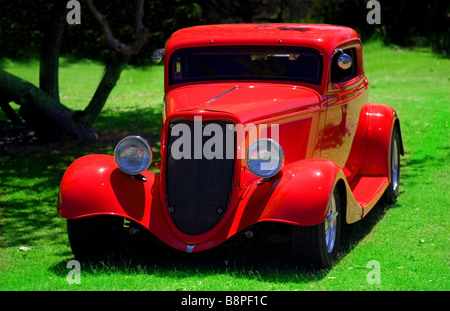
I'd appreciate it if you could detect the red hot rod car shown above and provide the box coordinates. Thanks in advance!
[57,24,403,269]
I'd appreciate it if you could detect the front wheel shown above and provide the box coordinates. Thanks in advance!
[292,188,341,269]
[67,217,117,262]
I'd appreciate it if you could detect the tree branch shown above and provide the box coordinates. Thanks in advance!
[86,0,151,58]
[135,0,145,32]
[0,69,96,141]
[80,0,152,127]
[132,0,151,53]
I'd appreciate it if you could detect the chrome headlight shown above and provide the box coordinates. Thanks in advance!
[245,138,284,179]
[114,136,152,175]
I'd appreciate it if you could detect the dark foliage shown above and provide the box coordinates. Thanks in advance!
[309,0,448,55]
[0,0,204,65]
[1,0,448,66]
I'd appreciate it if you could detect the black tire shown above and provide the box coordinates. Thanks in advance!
[292,188,341,269]
[383,126,401,205]
[67,217,117,262]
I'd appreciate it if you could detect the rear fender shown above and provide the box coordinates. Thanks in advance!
[358,103,403,178]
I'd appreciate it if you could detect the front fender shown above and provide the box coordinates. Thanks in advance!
[57,155,206,251]
[234,159,344,230]
[57,155,162,227]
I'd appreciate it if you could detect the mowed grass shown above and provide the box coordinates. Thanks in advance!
[0,41,449,291]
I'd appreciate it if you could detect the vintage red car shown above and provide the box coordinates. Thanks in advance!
[57,24,403,269]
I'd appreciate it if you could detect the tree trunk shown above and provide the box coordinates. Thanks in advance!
[0,100,22,125]
[40,1,67,102]
[0,0,151,143]
[0,69,97,141]
[76,54,130,127]
[78,0,151,127]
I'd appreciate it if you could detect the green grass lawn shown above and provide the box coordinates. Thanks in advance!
[0,41,449,291]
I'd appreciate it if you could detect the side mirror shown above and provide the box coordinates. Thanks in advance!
[335,49,352,70]
[152,49,165,64]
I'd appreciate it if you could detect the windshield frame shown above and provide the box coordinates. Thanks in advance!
[168,46,323,86]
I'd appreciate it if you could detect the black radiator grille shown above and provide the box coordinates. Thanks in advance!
[166,119,235,235]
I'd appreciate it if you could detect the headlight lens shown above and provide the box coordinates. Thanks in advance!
[245,138,284,178]
[114,136,152,175]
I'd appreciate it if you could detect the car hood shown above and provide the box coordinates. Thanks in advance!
[165,82,321,124]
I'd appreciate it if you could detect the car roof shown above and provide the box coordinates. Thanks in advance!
[165,24,360,54]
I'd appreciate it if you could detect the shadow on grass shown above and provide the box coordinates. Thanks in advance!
[400,149,449,187]
[1,142,400,288]
[0,152,71,249]
[0,107,163,254]
[94,106,163,140]
[2,146,398,286]
[47,198,400,286]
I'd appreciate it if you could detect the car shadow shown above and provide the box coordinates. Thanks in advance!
[49,198,399,285]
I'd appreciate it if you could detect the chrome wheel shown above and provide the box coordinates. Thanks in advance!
[325,194,338,253]
[292,188,341,269]
[391,138,399,192]
[384,127,401,204]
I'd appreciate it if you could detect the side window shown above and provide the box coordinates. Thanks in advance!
[331,48,357,83]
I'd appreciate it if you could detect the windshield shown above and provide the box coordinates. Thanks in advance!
[169,46,323,86]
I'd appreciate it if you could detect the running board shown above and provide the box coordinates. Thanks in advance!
[346,176,389,223]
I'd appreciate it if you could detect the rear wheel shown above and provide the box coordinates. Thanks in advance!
[292,188,341,269]
[384,126,401,204]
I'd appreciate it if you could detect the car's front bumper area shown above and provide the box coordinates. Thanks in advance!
[58,154,349,253]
